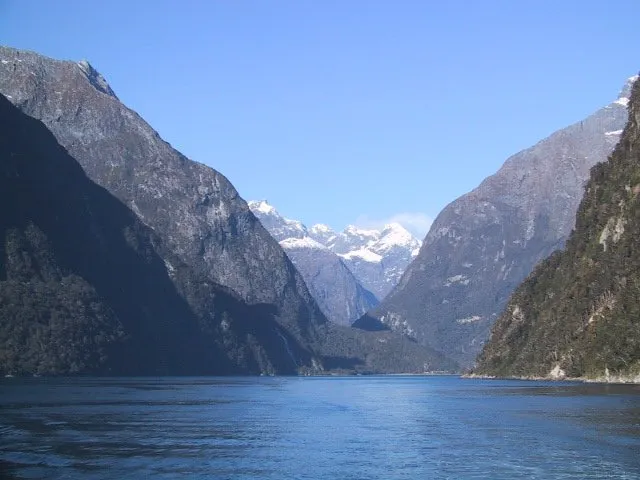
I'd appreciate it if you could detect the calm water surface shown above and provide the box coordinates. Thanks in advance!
[0,376,638,479]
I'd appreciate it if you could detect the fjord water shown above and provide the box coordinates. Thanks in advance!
[0,377,638,479]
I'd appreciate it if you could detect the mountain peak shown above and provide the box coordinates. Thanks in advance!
[248,199,277,216]
[249,200,308,241]
[381,222,413,237]
[280,237,328,251]
[249,200,420,299]
[373,223,420,254]
[76,59,117,99]
[310,223,334,234]
[613,73,639,107]
[344,225,379,238]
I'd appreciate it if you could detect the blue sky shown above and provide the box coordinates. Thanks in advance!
[1,1,639,238]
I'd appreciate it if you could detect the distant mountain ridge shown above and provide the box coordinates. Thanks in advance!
[249,200,421,325]
[360,75,632,369]
[475,75,640,382]
[319,223,421,300]
[249,200,378,326]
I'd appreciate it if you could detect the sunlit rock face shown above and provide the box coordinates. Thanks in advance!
[476,76,640,381]
[362,77,631,369]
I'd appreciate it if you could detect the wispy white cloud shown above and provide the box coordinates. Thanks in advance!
[354,212,433,239]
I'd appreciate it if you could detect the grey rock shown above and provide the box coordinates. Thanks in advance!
[0,45,459,374]
[475,75,640,380]
[0,93,315,376]
[363,77,631,369]
[0,46,327,371]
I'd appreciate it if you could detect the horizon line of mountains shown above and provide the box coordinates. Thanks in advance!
[0,45,637,381]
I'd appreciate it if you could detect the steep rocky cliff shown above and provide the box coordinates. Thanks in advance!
[0,46,457,375]
[475,76,640,382]
[0,94,318,376]
[0,46,327,362]
[360,76,631,368]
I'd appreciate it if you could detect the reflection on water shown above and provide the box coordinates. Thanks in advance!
[0,376,638,479]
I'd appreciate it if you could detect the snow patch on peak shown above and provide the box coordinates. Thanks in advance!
[310,224,334,234]
[614,97,629,107]
[344,225,379,238]
[614,75,638,106]
[379,223,418,244]
[369,223,421,255]
[605,129,623,136]
[338,248,382,263]
[280,237,327,250]
[382,222,407,232]
[248,200,277,215]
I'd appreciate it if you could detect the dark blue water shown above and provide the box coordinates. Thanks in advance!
[0,376,638,479]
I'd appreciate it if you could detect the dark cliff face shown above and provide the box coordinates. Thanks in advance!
[0,46,327,360]
[363,78,630,369]
[0,94,318,376]
[475,77,640,381]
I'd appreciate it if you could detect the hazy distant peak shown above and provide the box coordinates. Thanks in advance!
[380,222,413,239]
[248,199,277,216]
[249,198,423,302]
[310,223,334,234]
[343,225,380,238]
[375,223,421,252]
[280,237,328,250]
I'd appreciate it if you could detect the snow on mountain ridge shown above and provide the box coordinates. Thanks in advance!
[611,74,639,108]
[310,223,334,234]
[248,200,277,216]
[344,225,380,237]
[280,237,328,250]
[372,223,421,254]
[249,200,422,299]
[248,200,307,240]
[338,248,383,263]
[248,200,378,325]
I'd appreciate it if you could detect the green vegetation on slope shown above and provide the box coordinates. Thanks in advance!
[475,77,640,380]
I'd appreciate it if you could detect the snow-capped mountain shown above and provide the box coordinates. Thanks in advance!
[249,200,307,240]
[316,223,421,299]
[249,201,422,308]
[248,201,378,326]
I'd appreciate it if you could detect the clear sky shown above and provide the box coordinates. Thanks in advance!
[1,1,639,238]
